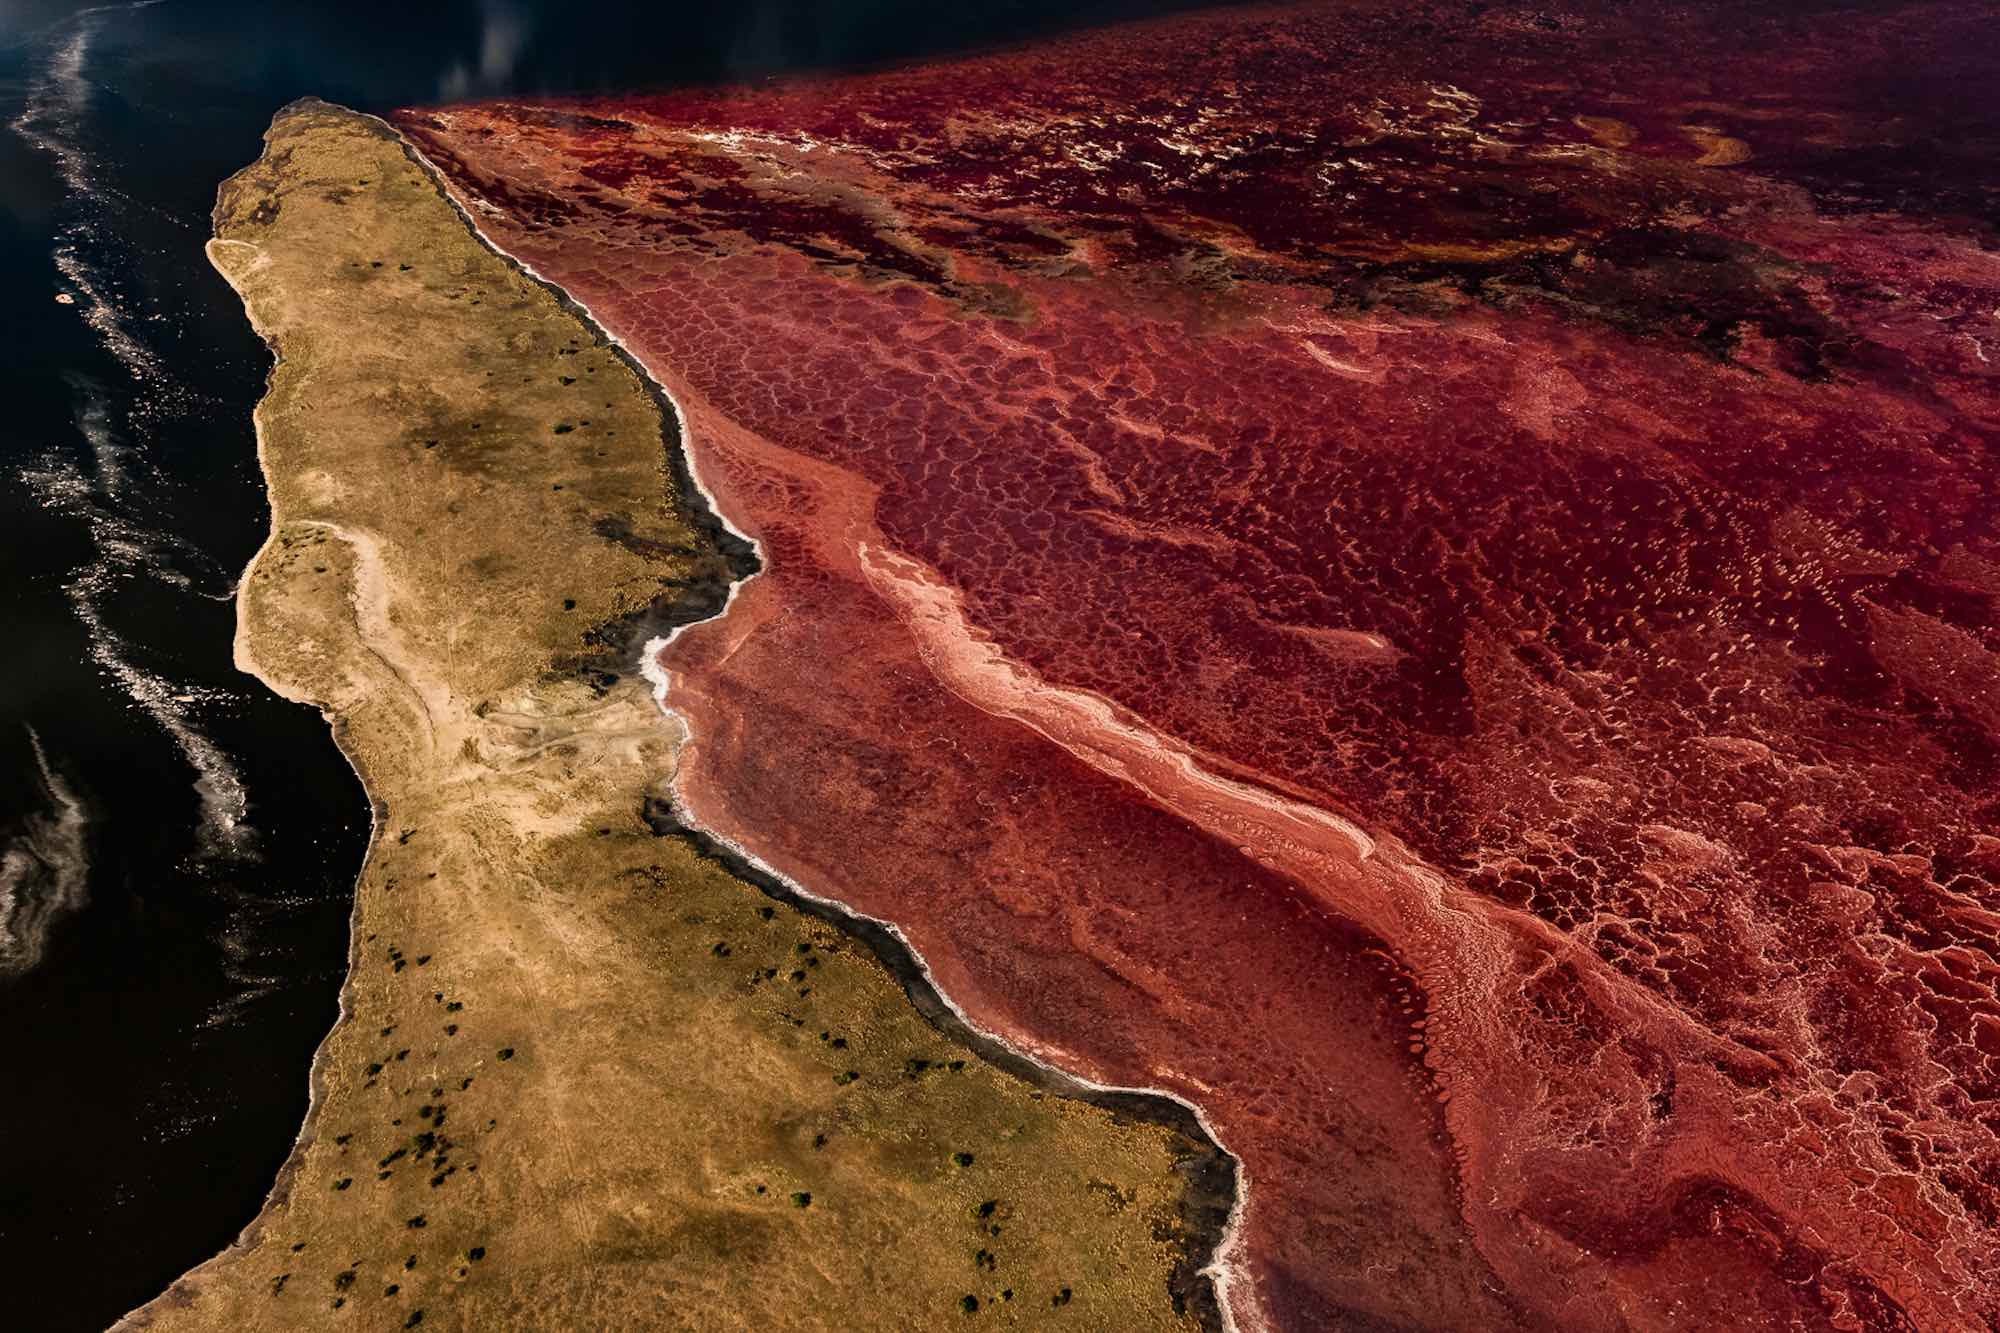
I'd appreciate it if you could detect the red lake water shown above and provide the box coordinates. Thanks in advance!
[397,3,2000,1325]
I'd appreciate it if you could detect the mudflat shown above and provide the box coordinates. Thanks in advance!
[117,100,1218,1332]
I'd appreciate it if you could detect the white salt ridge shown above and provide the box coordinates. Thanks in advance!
[409,120,1265,1333]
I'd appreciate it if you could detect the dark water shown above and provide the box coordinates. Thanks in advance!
[0,2,1240,1329]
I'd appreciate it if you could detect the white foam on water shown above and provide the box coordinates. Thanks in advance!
[21,453,254,858]
[11,9,171,387]
[65,371,138,499]
[0,728,91,978]
[11,2,256,860]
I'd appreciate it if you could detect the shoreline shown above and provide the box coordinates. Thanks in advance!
[125,97,1244,1331]
[110,227,388,1326]
[393,118,1251,1332]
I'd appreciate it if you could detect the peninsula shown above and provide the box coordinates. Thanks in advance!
[119,100,1226,1332]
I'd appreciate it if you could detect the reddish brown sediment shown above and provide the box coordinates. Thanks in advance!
[394,1,2000,1327]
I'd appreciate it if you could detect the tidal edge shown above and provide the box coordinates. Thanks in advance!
[125,96,1246,1332]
